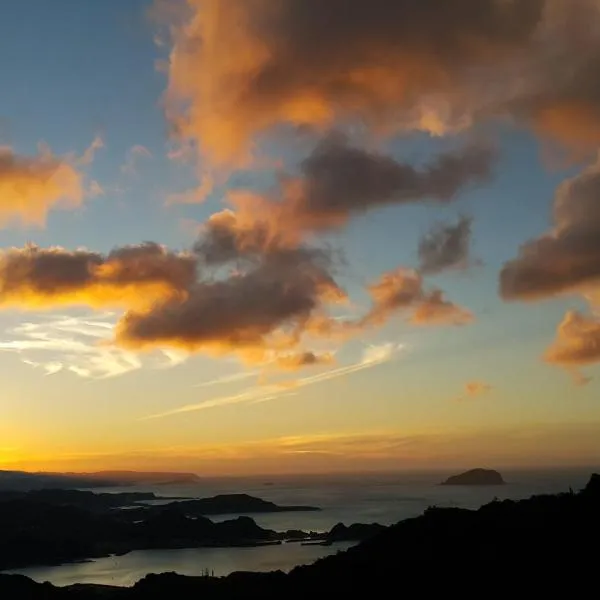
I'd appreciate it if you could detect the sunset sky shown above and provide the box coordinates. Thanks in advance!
[1,0,599,475]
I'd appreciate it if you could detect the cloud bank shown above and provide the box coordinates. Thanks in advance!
[500,154,600,374]
[0,243,196,311]
[165,0,600,163]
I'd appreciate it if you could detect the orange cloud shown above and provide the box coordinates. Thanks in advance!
[464,381,492,397]
[363,269,424,327]
[410,290,474,326]
[163,0,600,164]
[544,310,600,371]
[163,0,549,163]
[0,243,196,311]
[500,154,600,374]
[361,268,473,328]
[0,146,84,227]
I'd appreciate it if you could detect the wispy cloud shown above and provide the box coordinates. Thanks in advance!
[193,370,259,389]
[121,144,152,176]
[143,342,403,419]
[0,313,187,379]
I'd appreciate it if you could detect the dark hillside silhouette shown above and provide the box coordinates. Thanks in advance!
[0,474,598,598]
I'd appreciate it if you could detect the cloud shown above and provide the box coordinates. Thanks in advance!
[194,370,259,389]
[0,243,196,311]
[166,176,213,205]
[274,351,335,370]
[500,156,600,303]
[143,342,402,418]
[0,313,185,379]
[361,268,473,328]
[282,136,495,232]
[418,216,474,274]
[544,310,600,371]
[163,0,550,163]
[163,0,600,165]
[0,145,84,227]
[465,380,492,397]
[121,145,152,176]
[191,140,492,322]
[193,207,294,266]
[88,180,105,197]
[410,290,474,326]
[500,154,600,373]
[115,247,345,362]
[194,138,494,263]
[79,135,104,166]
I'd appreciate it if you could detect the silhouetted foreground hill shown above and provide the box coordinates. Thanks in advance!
[0,474,598,598]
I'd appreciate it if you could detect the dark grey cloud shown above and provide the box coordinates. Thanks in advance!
[418,216,474,274]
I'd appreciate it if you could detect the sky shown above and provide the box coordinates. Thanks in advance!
[1,0,599,476]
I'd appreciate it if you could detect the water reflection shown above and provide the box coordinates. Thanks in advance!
[8,542,355,588]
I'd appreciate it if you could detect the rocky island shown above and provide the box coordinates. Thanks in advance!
[441,468,505,485]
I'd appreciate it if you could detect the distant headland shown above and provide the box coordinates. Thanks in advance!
[440,468,505,486]
[0,470,201,491]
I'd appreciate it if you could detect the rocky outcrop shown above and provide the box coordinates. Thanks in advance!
[440,468,505,485]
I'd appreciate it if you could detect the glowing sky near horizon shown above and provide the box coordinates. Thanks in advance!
[0,0,599,475]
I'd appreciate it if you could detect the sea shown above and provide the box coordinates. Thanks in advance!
[5,467,595,588]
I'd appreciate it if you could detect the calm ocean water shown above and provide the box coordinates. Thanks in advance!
[6,468,595,587]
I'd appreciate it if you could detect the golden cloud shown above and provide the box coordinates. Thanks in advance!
[361,268,473,328]
[163,0,600,163]
[0,243,196,311]
[0,146,84,227]
[464,381,492,397]
[544,310,600,369]
[164,0,551,163]
[410,290,474,326]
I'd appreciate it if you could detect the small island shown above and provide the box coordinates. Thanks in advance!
[440,468,505,486]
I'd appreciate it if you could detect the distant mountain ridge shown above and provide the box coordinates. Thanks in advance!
[0,470,201,491]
